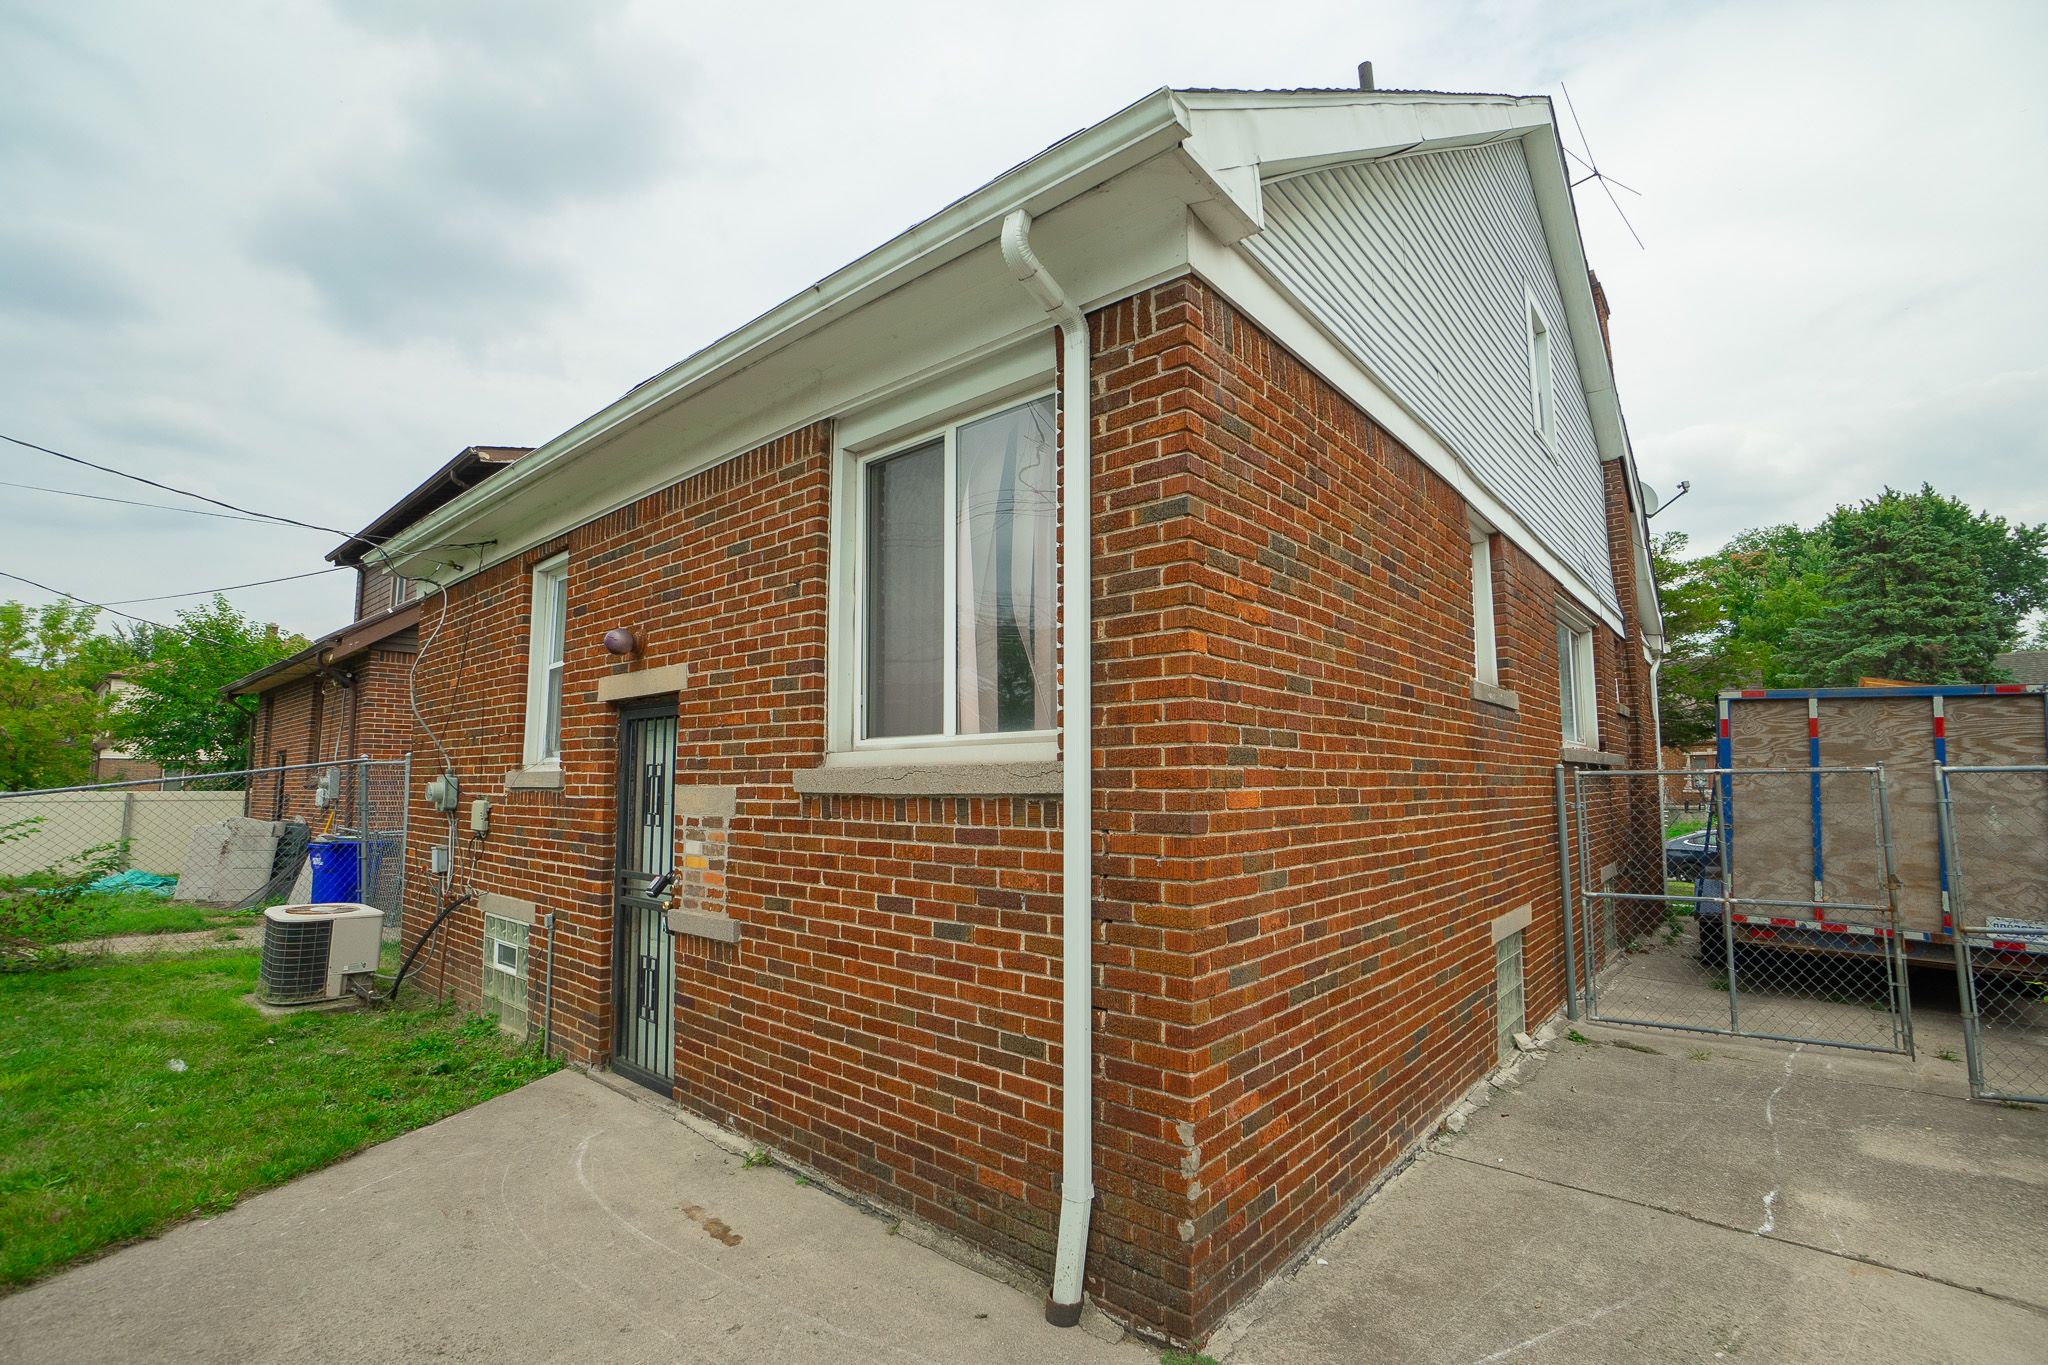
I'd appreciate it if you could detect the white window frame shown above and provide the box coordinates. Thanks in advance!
[851,389,1057,751]
[1525,288,1557,456]
[522,554,569,767]
[1556,610,1598,749]
[1469,524,1498,687]
[491,936,519,975]
[825,348,1059,765]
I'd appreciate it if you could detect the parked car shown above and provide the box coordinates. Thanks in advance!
[1664,828,1718,882]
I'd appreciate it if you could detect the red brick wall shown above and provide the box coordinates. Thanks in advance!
[396,424,1078,1280]
[1086,278,1656,1337]
[245,648,417,828]
[393,274,1658,1345]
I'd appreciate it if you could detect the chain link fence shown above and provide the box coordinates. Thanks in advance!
[0,758,409,961]
[1569,766,1913,1056]
[1940,765,2048,1104]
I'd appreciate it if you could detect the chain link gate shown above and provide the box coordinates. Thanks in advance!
[1,757,410,943]
[1938,764,2048,1104]
[1566,765,1914,1056]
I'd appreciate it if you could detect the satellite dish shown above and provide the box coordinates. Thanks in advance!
[1641,484,1662,517]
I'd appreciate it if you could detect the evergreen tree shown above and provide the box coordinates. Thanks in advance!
[1781,486,2045,685]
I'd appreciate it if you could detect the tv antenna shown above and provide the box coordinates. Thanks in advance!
[1559,83,1644,250]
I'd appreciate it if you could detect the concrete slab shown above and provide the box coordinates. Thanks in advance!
[1212,1023,2048,1365]
[1456,1024,2048,1307]
[0,1070,1150,1365]
[1216,1138,2044,1365]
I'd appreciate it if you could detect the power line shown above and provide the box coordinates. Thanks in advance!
[0,430,362,539]
[0,477,282,524]
[102,566,347,605]
[0,432,500,583]
[1,563,348,628]
[0,567,166,627]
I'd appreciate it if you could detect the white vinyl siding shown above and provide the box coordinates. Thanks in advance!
[1245,138,1619,619]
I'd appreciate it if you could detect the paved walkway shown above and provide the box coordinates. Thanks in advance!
[1209,1019,2048,1364]
[0,1070,1145,1365]
[4,1009,2042,1363]
[78,924,262,955]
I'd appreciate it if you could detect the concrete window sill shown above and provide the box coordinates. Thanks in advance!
[793,759,1062,798]
[1561,747,1625,768]
[504,765,566,792]
[1471,679,1521,712]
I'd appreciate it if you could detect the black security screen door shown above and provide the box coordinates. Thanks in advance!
[612,704,677,1091]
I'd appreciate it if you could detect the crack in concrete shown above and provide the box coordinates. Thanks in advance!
[1440,1151,2048,1320]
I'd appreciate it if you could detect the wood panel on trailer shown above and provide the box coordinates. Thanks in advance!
[1945,695,2048,931]
[1817,696,1941,933]
[1727,700,1815,906]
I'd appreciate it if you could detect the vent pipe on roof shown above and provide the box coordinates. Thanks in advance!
[1357,60,1375,90]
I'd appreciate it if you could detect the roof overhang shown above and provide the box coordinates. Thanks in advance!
[380,85,1663,649]
[329,445,530,567]
[221,599,422,698]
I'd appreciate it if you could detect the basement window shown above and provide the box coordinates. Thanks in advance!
[524,555,569,765]
[1495,930,1526,1065]
[856,393,1057,746]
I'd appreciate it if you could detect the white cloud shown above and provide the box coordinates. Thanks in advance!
[0,0,2044,636]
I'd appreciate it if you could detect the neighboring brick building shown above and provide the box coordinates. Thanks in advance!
[369,85,1665,1345]
[225,445,528,825]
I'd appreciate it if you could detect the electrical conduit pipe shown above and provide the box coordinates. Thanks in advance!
[999,208,1094,1328]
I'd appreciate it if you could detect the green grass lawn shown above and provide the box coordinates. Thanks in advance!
[0,946,557,1288]
[45,889,258,943]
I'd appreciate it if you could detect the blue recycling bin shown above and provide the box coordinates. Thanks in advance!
[307,839,362,904]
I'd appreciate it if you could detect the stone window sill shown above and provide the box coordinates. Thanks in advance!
[1561,746,1625,768]
[1471,679,1521,712]
[504,765,565,792]
[793,758,1062,798]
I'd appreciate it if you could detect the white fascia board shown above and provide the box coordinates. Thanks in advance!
[381,87,1194,572]
[1181,93,1554,199]
[1514,118,1665,647]
[1190,218,1627,637]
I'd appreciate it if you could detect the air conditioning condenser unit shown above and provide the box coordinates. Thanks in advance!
[260,903,383,1004]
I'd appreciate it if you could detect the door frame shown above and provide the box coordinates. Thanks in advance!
[610,699,678,1092]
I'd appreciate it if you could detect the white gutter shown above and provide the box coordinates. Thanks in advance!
[1000,208,1094,1328]
[378,90,1193,574]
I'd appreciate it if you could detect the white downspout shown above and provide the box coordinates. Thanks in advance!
[1000,208,1094,1328]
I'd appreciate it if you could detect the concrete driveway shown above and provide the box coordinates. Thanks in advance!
[0,1069,1147,1365]
[1209,1019,2048,1365]
[5,1018,2043,1364]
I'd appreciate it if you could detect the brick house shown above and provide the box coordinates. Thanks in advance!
[371,83,1664,1345]
[225,445,527,825]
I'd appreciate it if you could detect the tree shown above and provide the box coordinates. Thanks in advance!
[112,597,306,774]
[0,601,135,791]
[1650,532,1731,749]
[1782,486,2048,686]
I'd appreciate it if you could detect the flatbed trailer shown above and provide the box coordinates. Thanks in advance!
[1699,684,2048,970]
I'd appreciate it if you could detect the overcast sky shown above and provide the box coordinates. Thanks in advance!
[3,0,2044,638]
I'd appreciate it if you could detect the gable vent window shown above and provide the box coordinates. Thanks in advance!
[1526,292,1556,454]
[859,394,1057,744]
